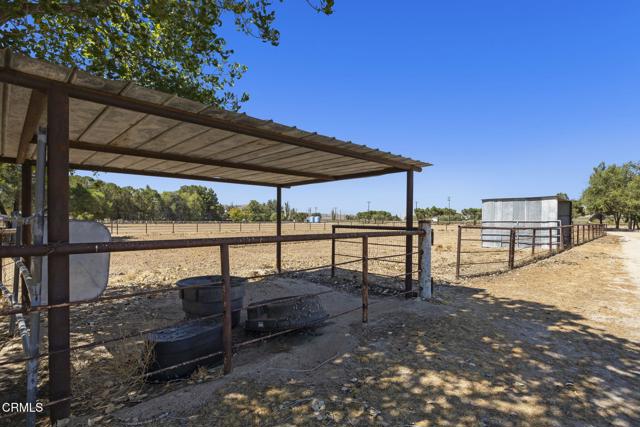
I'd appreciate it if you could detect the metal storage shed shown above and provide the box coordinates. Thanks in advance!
[481,195,572,248]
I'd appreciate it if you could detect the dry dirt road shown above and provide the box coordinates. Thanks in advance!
[97,232,640,427]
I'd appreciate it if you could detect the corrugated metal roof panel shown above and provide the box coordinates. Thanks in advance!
[0,50,431,186]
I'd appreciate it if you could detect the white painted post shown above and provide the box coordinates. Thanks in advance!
[418,220,432,300]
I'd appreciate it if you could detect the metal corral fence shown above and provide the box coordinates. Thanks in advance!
[0,223,432,425]
[330,224,434,294]
[455,223,607,278]
[98,220,459,237]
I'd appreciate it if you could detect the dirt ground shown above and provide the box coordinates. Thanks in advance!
[1,227,639,426]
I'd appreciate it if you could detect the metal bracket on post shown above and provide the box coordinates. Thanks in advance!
[418,220,432,300]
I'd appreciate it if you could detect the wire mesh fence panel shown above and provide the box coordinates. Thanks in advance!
[332,226,419,290]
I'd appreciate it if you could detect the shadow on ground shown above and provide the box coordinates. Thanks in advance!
[2,268,639,426]
[162,282,640,427]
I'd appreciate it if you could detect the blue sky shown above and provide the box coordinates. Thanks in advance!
[82,1,640,216]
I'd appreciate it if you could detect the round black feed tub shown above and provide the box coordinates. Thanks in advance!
[144,318,222,381]
[245,294,329,332]
[177,275,246,327]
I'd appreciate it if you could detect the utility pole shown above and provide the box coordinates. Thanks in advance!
[367,201,371,212]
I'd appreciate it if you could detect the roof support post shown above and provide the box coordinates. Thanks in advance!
[47,86,71,422]
[21,162,32,305]
[405,170,414,297]
[276,186,282,273]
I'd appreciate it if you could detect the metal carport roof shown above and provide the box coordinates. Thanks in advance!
[0,49,430,187]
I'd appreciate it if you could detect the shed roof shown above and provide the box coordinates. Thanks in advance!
[481,195,568,203]
[0,50,430,187]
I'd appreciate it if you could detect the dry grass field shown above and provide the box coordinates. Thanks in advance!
[1,225,638,426]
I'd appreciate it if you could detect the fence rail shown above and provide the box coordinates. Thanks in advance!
[93,220,446,236]
[455,223,606,278]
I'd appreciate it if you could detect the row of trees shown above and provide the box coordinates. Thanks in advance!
[227,200,311,222]
[70,175,225,221]
[0,166,315,222]
[348,210,400,222]
[582,162,640,229]
[415,206,482,223]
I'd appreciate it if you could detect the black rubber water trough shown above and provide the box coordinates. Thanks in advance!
[145,318,222,381]
[177,275,246,327]
[245,294,329,332]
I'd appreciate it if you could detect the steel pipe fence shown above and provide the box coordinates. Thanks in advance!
[99,220,420,237]
[455,223,607,278]
[330,224,425,293]
[0,228,426,424]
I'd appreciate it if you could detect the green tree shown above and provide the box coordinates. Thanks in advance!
[2,0,333,109]
[70,175,105,219]
[461,208,481,223]
[627,174,640,230]
[354,210,399,223]
[581,162,637,229]
[0,164,20,214]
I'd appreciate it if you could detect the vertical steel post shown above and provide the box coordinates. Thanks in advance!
[220,244,232,374]
[361,236,368,323]
[21,162,32,306]
[47,86,71,422]
[508,228,516,269]
[455,225,462,278]
[577,225,580,245]
[548,228,553,251]
[276,186,282,274]
[531,228,536,255]
[559,226,564,251]
[418,220,432,299]
[405,170,414,296]
[331,224,336,277]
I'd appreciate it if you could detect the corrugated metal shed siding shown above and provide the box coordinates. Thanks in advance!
[481,198,561,248]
